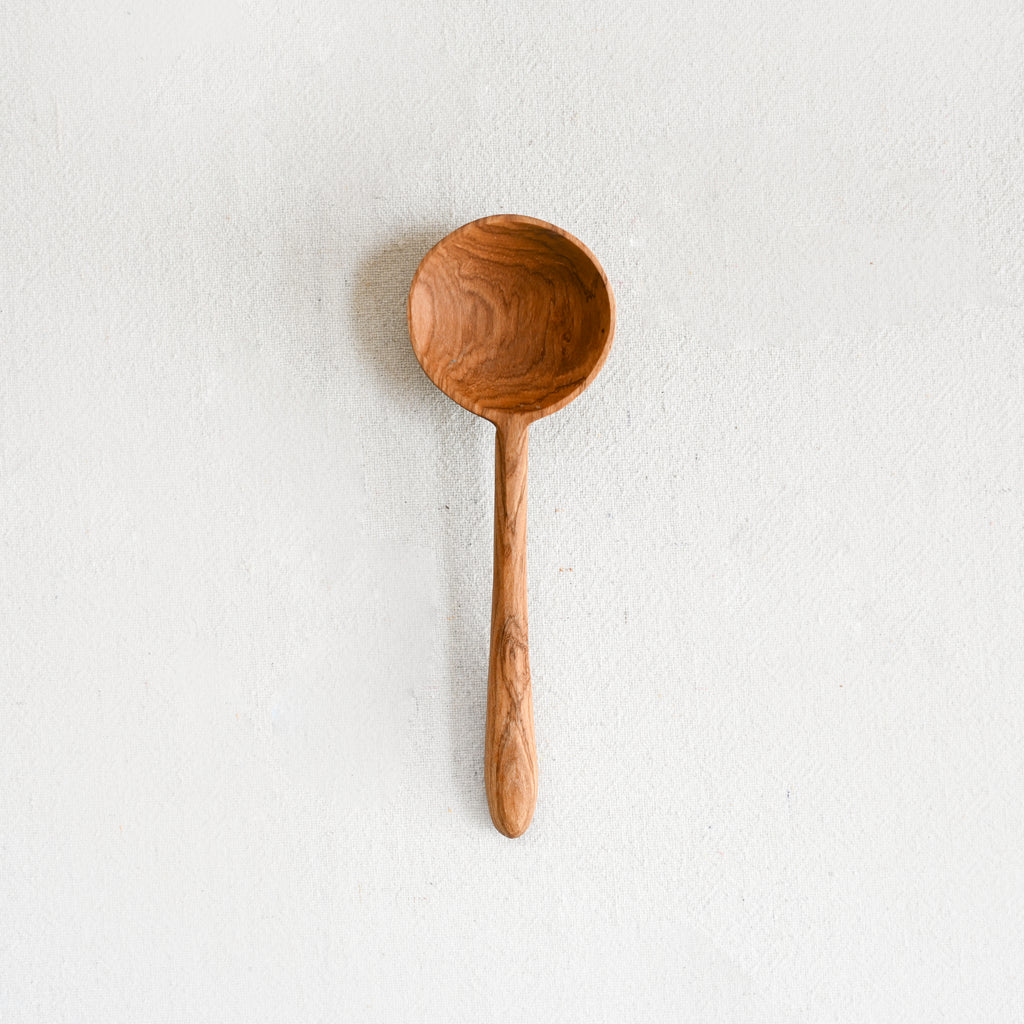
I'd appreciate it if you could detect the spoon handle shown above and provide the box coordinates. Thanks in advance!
[485,415,538,837]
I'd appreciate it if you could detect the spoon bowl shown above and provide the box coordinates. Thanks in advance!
[408,215,615,837]
[408,215,614,421]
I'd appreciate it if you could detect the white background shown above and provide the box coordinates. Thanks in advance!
[2,2,1022,1020]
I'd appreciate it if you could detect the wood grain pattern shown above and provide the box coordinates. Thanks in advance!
[408,215,615,837]
[485,415,536,836]
[408,216,615,423]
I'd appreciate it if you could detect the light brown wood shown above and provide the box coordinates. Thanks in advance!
[486,414,536,836]
[407,215,615,837]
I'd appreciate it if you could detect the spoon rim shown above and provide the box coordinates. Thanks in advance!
[407,214,616,424]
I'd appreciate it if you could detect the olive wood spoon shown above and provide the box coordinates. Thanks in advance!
[407,215,615,837]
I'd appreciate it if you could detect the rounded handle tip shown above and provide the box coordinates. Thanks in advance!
[486,743,537,838]
[493,809,534,840]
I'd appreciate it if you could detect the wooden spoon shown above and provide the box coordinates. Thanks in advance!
[407,214,615,837]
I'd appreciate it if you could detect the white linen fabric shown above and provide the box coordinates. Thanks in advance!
[2,1,1022,1020]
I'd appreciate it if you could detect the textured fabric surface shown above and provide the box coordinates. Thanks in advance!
[2,2,1023,1020]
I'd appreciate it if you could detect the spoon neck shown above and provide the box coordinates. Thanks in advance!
[493,418,529,545]
[493,413,530,454]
